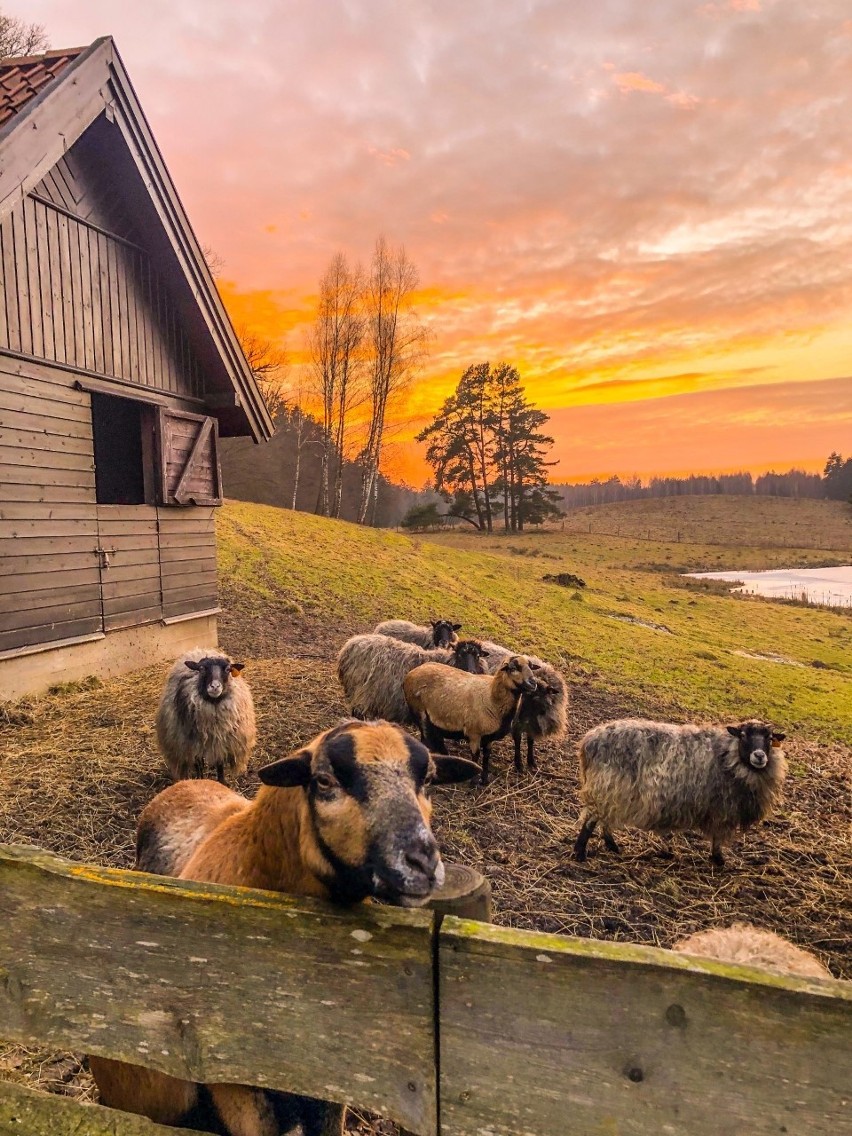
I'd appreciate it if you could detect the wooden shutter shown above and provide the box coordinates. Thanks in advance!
[156,409,223,507]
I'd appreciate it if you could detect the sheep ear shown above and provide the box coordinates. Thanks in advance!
[184,660,201,672]
[726,725,741,737]
[452,623,462,631]
[431,755,481,784]
[771,731,786,744]
[258,749,312,787]
[229,663,245,675]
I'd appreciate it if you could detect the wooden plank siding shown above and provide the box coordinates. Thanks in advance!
[0,189,203,399]
[157,507,218,619]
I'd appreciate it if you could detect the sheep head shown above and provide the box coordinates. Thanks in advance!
[257,720,479,906]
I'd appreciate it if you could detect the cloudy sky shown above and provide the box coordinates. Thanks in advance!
[18,0,852,482]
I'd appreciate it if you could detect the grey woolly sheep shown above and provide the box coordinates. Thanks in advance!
[373,618,461,649]
[574,718,786,866]
[155,648,257,784]
[337,635,486,724]
[672,923,831,979]
[479,638,513,674]
[404,655,538,785]
[512,658,568,772]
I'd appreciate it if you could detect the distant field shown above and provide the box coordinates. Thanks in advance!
[560,494,852,554]
[218,497,852,745]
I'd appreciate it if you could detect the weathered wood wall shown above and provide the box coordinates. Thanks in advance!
[0,846,849,1136]
[0,149,203,399]
[0,355,216,652]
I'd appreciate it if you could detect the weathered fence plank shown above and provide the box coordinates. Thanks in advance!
[0,845,436,1135]
[439,918,852,1136]
[0,1079,200,1136]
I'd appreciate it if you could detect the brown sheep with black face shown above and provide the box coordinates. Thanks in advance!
[91,720,479,1136]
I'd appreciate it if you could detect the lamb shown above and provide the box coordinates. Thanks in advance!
[672,922,831,979]
[512,658,568,772]
[337,634,486,724]
[373,617,461,649]
[155,648,256,784]
[404,655,538,786]
[574,718,787,866]
[91,719,480,1136]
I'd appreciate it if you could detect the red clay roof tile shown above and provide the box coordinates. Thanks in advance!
[0,47,84,130]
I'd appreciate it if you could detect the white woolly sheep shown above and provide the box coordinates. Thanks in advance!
[337,634,486,724]
[155,648,257,784]
[404,655,538,785]
[373,618,461,649]
[574,718,787,866]
[93,720,480,1136]
[672,922,831,979]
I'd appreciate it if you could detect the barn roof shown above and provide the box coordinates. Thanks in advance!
[0,47,85,127]
[0,38,273,442]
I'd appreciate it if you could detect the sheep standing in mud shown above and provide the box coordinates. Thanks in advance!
[155,649,256,783]
[574,718,786,866]
[337,634,487,724]
[404,655,538,785]
[373,618,461,649]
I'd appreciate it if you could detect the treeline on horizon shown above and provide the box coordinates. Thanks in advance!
[554,454,852,509]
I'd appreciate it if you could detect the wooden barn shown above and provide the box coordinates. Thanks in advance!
[0,38,273,700]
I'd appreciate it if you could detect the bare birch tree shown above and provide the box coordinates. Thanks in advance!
[0,12,49,58]
[358,238,428,524]
[309,253,365,517]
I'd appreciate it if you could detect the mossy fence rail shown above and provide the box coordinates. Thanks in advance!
[0,845,849,1136]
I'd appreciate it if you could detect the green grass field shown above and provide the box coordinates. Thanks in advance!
[218,496,852,745]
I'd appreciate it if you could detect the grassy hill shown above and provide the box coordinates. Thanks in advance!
[218,497,852,745]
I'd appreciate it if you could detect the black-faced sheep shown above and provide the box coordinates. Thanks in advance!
[373,618,461,649]
[92,720,480,1136]
[672,922,831,979]
[336,634,486,724]
[403,655,538,786]
[512,658,568,772]
[574,718,786,866]
[155,648,256,784]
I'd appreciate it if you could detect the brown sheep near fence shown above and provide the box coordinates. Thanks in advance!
[90,720,480,1136]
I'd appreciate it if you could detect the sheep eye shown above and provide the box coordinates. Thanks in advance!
[314,773,335,791]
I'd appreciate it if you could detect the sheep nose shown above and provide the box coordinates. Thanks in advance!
[207,681,223,698]
[404,834,440,880]
[750,749,768,768]
[524,678,538,692]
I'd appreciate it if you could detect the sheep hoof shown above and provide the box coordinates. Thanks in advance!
[603,834,621,854]
[573,842,588,863]
[711,851,726,868]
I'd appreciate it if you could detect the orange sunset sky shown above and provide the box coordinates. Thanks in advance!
[19,0,852,485]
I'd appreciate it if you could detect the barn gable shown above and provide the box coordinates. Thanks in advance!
[0,37,273,442]
[0,39,273,697]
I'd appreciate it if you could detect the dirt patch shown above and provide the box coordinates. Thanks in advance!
[733,650,806,667]
[1,598,850,1128]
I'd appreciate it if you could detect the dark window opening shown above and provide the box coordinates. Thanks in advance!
[91,392,153,505]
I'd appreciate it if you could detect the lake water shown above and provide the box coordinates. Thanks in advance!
[688,565,852,608]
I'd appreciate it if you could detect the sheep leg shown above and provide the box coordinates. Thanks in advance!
[479,740,490,787]
[573,811,597,861]
[423,715,448,754]
[710,838,727,868]
[513,729,523,773]
[206,1083,280,1135]
[602,828,621,854]
[526,734,536,771]
[193,755,205,779]
[215,762,226,785]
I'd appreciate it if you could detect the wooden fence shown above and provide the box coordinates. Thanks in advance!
[0,844,849,1135]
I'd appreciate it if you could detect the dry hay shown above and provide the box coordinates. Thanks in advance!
[0,609,850,1131]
